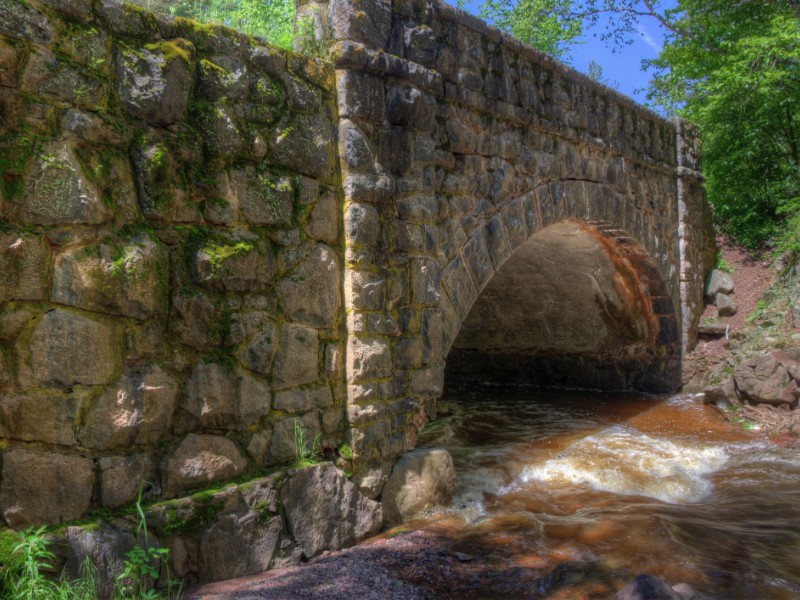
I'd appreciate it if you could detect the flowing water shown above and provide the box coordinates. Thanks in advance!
[409,384,800,599]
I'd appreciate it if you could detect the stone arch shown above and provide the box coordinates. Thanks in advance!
[435,180,681,394]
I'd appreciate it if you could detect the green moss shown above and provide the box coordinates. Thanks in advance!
[338,443,353,460]
[202,240,255,270]
[0,124,42,202]
[145,39,194,65]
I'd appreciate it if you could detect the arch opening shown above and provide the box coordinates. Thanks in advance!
[444,219,680,393]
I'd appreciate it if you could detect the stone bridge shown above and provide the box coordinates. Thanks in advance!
[0,0,713,534]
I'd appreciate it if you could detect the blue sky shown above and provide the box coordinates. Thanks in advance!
[456,1,676,105]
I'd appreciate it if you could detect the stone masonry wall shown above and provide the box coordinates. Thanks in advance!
[315,0,715,494]
[0,0,715,537]
[0,0,345,529]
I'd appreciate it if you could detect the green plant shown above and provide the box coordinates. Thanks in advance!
[113,483,182,600]
[714,250,734,274]
[337,443,353,460]
[2,527,97,600]
[747,299,769,324]
[293,420,322,469]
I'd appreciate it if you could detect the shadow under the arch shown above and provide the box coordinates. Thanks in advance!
[444,220,681,394]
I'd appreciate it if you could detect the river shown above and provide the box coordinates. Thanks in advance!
[408,384,800,599]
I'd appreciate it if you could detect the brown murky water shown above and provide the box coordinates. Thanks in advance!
[409,384,800,599]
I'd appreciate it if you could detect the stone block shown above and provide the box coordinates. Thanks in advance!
[441,255,478,320]
[115,39,195,126]
[268,411,321,464]
[172,291,216,350]
[421,308,444,365]
[161,434,247,499]
[337,71,385,124]
[0,391,78,446]
[192,237,275,292]
[343,172,395,204]
[199,106,245,159]
[330,0,391,48]
[1,449,94,528]
[247,428,273,466]
[274,385,333,414]
[715,293,737,317]
[347,337,391,383]
[277,244,341,328]
[410,258,441,307]
[18,309,120,388]
[462,230,494,290]
[386,86,436,131]
[79,366,179,450]
[197,57,248,102]
[231,167,294,227]
[198,514,282,582]
[340,119,376,171]
[501,198,528,250]
[344,202,381,248]
[272,324,320,390]
[270,113,335,180]
[179,363,270,431]
[345,270,385,311]
[706,269,734,297]
[484,215,512,269]
[21,49,105,108]
[281,463,383,558]
[307,191,340,244]
[0,1,53,44]
[235,322,277,375]
[52,234,168,321]
[382,448,454,524]
[98,455,154,508]
[0,234,50,303]
[18,141,111,226]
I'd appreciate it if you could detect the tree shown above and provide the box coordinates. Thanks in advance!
[469,0,800,251]
[131,0,297,49]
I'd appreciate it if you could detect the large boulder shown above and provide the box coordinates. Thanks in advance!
[0,449,94,528]
[161,434,248,499]
[198,513,282,582]
[705,269,734,298]
[64,525,140,600]
[281,463,383,558]
[733,351,800,406]
[381,448,455,524]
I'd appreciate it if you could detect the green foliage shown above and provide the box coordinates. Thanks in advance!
[462,0,582,59]
[1,527,97,600]
[113,483,182,600]
[645,3,800,250]
[293,420,321,469]
[130,0,297,50]
[714,250,733,274]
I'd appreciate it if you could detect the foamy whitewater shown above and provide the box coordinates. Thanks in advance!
[517,426,730,504]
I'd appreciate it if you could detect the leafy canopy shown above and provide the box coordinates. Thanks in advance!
[132,0,297,49]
